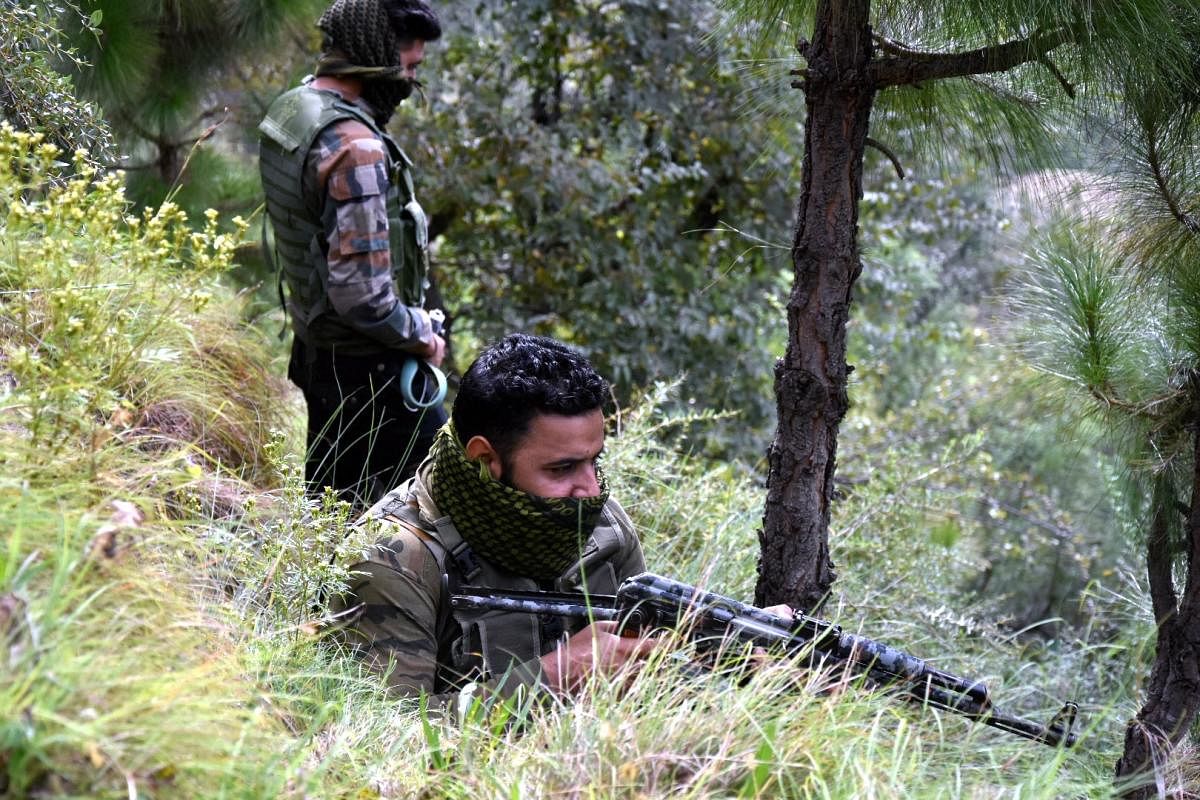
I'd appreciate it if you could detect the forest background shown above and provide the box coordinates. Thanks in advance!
[1,0,1197,797]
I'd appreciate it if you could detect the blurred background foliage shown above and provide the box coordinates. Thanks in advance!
[0,2,112,165]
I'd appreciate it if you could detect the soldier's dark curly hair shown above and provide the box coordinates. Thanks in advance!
[453,334,609,458]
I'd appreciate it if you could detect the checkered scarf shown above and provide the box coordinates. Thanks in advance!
[429,423,609,581]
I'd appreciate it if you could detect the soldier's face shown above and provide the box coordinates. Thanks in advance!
[501,410,605,499]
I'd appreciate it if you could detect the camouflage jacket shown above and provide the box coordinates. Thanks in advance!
[259,80,434,355]
[332,458,646,707]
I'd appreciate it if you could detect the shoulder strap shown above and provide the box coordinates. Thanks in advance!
[377,493,482,584]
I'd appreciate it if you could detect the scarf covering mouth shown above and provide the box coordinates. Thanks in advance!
[315,0,416,122]
[429,423,609,581]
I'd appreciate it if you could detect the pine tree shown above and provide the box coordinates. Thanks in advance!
[67,0,323,184]
[726,0,1200,607]
[1014,32,1200,793]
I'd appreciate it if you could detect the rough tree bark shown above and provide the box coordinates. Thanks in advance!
[756,0,874,610]
[1115,406,1200,797]
[755,4,1080,611]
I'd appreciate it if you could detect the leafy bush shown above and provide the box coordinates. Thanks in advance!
[0,123,319,796]
[0,3,112,166]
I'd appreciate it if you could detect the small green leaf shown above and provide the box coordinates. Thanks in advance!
[930,520,961,549]
[419,693,447,771]
[737,721,776,799]
[89,9,103,27]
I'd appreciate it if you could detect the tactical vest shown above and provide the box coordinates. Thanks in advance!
[370,482,636,694]
[258,82,429,349]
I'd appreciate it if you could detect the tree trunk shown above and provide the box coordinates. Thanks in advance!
[1115,417,1200,797]
[156,139,186,187]
[756,1,875,611]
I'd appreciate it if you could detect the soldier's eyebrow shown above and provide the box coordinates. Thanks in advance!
[546,447,604,469]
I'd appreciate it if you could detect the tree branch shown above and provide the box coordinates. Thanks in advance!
[872,34,936,61]
[1089,383,1184,422]
[1037,54,1075,99]
[871,27,1079,89]
[865,137,905,179]
[1145,122,1200,235]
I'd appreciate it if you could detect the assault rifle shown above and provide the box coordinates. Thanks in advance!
[451,572,1079,748]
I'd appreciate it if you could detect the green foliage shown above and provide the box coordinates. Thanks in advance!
[0,120,1139,792]
[0,124,323,795]
[0,124,282,487]
[1013,222,1197,498]
[124,145,268,228]
[65,0,325,188]
[835,154,1134,635]
[1005,31,1200,766]
[1014,233,1150,397]
[0,2,112,165]
[193,435,399,635]
[0,129,1149,788]
[6,3,1195,794]
[720,0,1200,175]
[853,161,1008,415]
[401,0,797,459]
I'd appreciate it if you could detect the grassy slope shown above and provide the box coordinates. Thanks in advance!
[0,125,1185,798]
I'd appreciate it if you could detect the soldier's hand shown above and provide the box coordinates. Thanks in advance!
[422,332,446,366]
[762,604,794,622]
[540,620,659,695]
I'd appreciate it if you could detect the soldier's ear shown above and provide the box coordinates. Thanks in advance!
[464,435,503,481]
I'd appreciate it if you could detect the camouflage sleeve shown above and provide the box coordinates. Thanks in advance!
[334,531,548,709]
[338,558,441,696]
[307,119,432,351]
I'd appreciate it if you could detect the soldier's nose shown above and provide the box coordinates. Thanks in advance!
[571,465,601,498]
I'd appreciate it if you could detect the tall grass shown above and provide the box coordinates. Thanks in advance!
[0,124,1179,797]
[0,123,313,797]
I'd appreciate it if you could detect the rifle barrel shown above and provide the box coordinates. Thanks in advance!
[450,591,620,623]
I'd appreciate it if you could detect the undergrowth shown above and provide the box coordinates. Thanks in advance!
[0,124,1183,797]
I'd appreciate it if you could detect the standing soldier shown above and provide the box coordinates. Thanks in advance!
[259,0,446,507]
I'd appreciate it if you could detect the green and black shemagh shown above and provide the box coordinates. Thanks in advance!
[315,0,417,123]
[429,423,609,582]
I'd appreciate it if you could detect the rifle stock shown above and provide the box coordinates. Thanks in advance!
[451,572,1079,748]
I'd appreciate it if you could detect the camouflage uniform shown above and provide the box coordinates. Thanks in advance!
[259,81,447,504]
[332,458,646,704]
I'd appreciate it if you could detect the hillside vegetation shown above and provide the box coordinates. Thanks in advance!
[1,123,1194,798]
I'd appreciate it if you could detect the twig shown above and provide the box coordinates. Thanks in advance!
[0,282,133,296]
[1036,54,1075,99]
[871,26,1080,88]
[865,137,905,179]
[1145,122,1200,235]
[872,33,936,60]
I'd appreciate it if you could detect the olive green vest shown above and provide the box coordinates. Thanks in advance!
[258,82,429,349]
[369,482,637,693]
